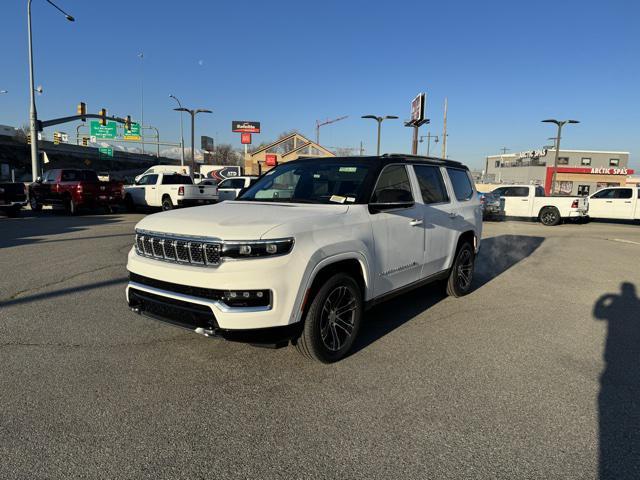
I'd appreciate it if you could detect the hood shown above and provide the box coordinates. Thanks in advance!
[135,201,349,239]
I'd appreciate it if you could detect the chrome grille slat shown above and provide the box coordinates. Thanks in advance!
[135,233,221,267]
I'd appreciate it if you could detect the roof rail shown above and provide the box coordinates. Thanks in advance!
[382,153,464,166]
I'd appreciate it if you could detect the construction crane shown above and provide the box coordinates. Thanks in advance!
[315,115,348,145]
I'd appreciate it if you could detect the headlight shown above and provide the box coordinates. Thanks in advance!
[221,238,294,258]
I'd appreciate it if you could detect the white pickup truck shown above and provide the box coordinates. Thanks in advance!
[124,173,218,211]
[125,154,482,363]
[217,176,259,201]
[490,185,588,226]
[588,186,640,221]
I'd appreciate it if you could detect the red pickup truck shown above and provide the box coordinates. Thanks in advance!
[29,169,123,214]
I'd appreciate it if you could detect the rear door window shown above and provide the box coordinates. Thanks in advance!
[615,189,633,199]
[413,165,449,204]
[446,168,474,201]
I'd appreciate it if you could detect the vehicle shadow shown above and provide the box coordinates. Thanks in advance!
[351,234,544,355]
[0,210,133,249]
[593,282,640,480]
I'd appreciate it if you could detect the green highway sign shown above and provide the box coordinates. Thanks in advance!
[99,146,114,157]
[90,121,117,139]
[123,122,141,140]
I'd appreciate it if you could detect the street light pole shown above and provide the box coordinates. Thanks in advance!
[175,107,212,180]
[361,115,398,155]
[542,119,580,194]
[27,0,74,182]
[170,94,185,166]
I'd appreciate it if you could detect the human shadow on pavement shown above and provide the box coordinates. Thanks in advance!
[351,234,544,355]
[594,282,640,480]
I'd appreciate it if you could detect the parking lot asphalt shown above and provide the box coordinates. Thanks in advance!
[1,211,639,479]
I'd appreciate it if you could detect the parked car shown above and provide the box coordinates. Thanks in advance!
[217,176,259,201]
[0,182,28,217]
[490,185,588,226]
[587,186,640,222]
[126,155,482,363]
[477,191,504,220]
[29,169,123,214]
[124,172,218,211]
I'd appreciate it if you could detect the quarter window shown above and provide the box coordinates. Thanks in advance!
[371,165,413,204]
[413,165,449,204]
[446,168,474,201]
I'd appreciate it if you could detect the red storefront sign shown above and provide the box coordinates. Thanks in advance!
[241,132,252,144]
[265,154,277,167]
[544,166,635,195]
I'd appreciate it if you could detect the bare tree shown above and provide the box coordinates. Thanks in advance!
[211,144,242,165]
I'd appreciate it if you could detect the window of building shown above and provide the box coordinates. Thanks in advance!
[495,160,501,168]
[446,168,474,201]
[557,157,569,165]
[577,185,590,196]
[413,165,448,204]
[581,158,591,166]
[610,158,620,166]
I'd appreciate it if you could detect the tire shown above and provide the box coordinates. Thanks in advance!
[446,241,475,297]
[161,196,173,211]
[295,273,363,363]
[539,207,561,226]
[124,194,136,213]
[65,196,78,215]
[29,195,42,212]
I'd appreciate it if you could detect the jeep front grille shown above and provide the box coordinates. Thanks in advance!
[135,233,221,267]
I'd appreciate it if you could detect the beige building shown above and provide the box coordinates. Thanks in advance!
[244,132,334,175]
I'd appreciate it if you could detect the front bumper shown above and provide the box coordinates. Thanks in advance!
[0,200,27,209]
[127,285,300,345]
[126,247,305,331]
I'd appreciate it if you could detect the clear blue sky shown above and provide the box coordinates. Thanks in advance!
[1,0,638,170]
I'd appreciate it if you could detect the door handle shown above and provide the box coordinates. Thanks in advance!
[521,199,528,201]
[448,212,457,219]
[410,219,423,226]
[624,201,632,203]
[605,200,613,203]
[151,187,156,190]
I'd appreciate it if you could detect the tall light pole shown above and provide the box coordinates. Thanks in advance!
[174,107,212,179]
[27,0,74,181]
[169,94,185,166]
[361,115,398,155]
[542,119,580,194]
[138,52,145,155]
[419,132,439,156]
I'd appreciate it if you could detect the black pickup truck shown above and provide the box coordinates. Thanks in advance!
[0,182,28,217]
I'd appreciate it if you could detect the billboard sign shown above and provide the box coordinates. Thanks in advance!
[232,121,260,133]
[241,132,252,144]
[99,147,114,157]
[90,120,117,139]
[123,122,141,140]
[201,135,214,151]
[410,93,425,124]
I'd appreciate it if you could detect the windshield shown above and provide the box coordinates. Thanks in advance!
[238,160,373,204]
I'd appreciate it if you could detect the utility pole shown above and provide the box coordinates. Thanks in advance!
[500,147,510,154]
[315,116,348,145]
[359,141,364,156]
[441,97,448,159]
[420,132,439,156]
[170,95,186,166]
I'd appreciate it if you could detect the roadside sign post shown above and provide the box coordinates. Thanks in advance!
[233,121,260,160]
[405,92,428,155]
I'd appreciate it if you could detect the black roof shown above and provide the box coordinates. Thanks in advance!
[287,154,468,170]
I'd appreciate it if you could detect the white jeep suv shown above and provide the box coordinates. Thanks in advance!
[126,155,482,362]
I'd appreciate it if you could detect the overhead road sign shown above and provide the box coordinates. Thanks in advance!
[123,122,141,140]
[90,120,117,139]
[99,147,114,157]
